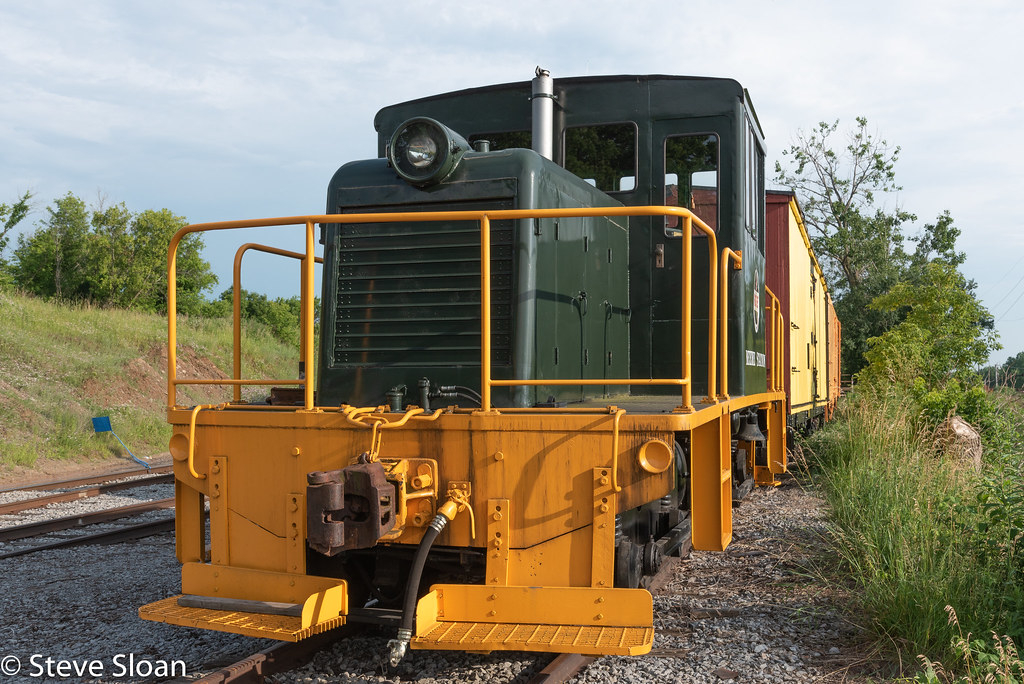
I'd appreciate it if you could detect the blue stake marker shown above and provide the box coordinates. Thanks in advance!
[92,416,150,470]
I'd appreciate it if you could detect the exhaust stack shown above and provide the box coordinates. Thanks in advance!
[531,67,554,160]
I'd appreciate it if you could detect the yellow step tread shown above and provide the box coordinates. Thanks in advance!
[413,620,652,655]
[139,595,344,642]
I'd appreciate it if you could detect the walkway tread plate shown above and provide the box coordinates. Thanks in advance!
[413,621,652,655]
[139,596,344,642]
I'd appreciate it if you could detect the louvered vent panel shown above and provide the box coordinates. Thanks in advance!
[334,219,514,367]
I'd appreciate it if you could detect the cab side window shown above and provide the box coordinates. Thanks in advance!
[744,123,765,244]
[664,134,718,235]
[564,123,637,193]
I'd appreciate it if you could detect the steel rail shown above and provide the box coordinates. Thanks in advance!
[0,517,175,560]
[0,473,174,516]
[0,465,173,494]
[528,654,597,684]
[0,497,174,542]
[190,632,340,683]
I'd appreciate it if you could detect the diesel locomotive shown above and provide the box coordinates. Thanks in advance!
[141,70,836,663]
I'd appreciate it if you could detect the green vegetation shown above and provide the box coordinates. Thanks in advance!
[0,289,301,470]
[780,119,1022,679]
[0,190,320,473]
[805,387,1024,668]
[10,192,216,314]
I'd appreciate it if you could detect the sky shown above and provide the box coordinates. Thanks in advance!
[2,0,1023,364]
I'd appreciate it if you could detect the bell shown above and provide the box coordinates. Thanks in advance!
[736,412,767,443]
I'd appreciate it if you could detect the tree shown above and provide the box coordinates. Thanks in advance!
[863,259,998,389]
[10,193,216,312]
[775,118,915,294]
[0,191,33,286]
[0,191,32,255]
[857,211,999,425]
[776,119,917,375]
[13,193,92,299]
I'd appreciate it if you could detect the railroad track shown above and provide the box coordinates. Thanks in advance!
[0,464,174,494]
[193,643,593,684]
[0,466,178,559]
[0,471,174,515]
[0,517,176,560]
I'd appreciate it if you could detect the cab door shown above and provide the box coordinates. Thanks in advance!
[644,116,731,397]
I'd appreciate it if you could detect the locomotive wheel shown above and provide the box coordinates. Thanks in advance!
[614,539,643,588]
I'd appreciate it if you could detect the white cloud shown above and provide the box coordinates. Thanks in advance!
[2,0,1023,357]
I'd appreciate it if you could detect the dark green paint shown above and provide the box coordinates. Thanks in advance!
[320,75,766,406]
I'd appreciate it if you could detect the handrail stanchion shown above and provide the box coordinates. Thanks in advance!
[771,297,778,390]
[232,243,325,405]
[678,216,693,412]
[167,239,180,409]
[693,224,718,402]
[303,221,316,411]
[774,288,783,392]
[764,286,779,391]
[718,249,743,400]
[480,215,493,412]
[232,250,244,403]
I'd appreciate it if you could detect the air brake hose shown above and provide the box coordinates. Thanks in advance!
[387,512,449,666]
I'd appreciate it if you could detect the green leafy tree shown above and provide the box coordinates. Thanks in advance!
[13,192,93,299]
[0,191,32,255]
[0,191,33,286]
[775,118,915,292]
[992,351,1024,390]
[11,193,216,312]
[859,230,999,425]
[776,118,917,374]
[207,288,316,347]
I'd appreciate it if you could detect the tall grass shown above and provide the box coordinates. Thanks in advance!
[805,387,1024,669]
[0,290,300,469]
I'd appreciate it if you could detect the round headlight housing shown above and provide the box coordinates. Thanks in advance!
[388,117,470,186]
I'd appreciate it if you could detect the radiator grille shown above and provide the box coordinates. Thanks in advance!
[334,219,514,367]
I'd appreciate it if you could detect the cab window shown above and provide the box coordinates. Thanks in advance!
[744,122,765,242]
[564,123,637,193]
[664,134,718,235]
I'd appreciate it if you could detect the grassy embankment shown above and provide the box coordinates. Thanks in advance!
[0,289,300,471]
[803,387,1024,680]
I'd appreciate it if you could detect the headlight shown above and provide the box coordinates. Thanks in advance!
[388,117,470,186]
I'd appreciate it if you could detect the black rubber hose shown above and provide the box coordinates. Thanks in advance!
[401,519,443,632]
[389,514,448,665]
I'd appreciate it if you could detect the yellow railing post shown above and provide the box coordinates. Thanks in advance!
[303,221,316,411]
[480,215,493,412]
[232,244,325,404]
[764,286,780,392]
[677,217,693,413]
[718,249,743,400]
[702,228,719,403]
[167,238,180,409]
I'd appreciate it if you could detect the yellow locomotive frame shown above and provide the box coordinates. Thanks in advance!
[141,206,787,656]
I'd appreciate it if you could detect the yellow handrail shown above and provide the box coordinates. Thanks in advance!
[718,249,743,400]
[765,286,781,392]
[232,243,324,403]
[610,407,625,492]
[166,207,719,413]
